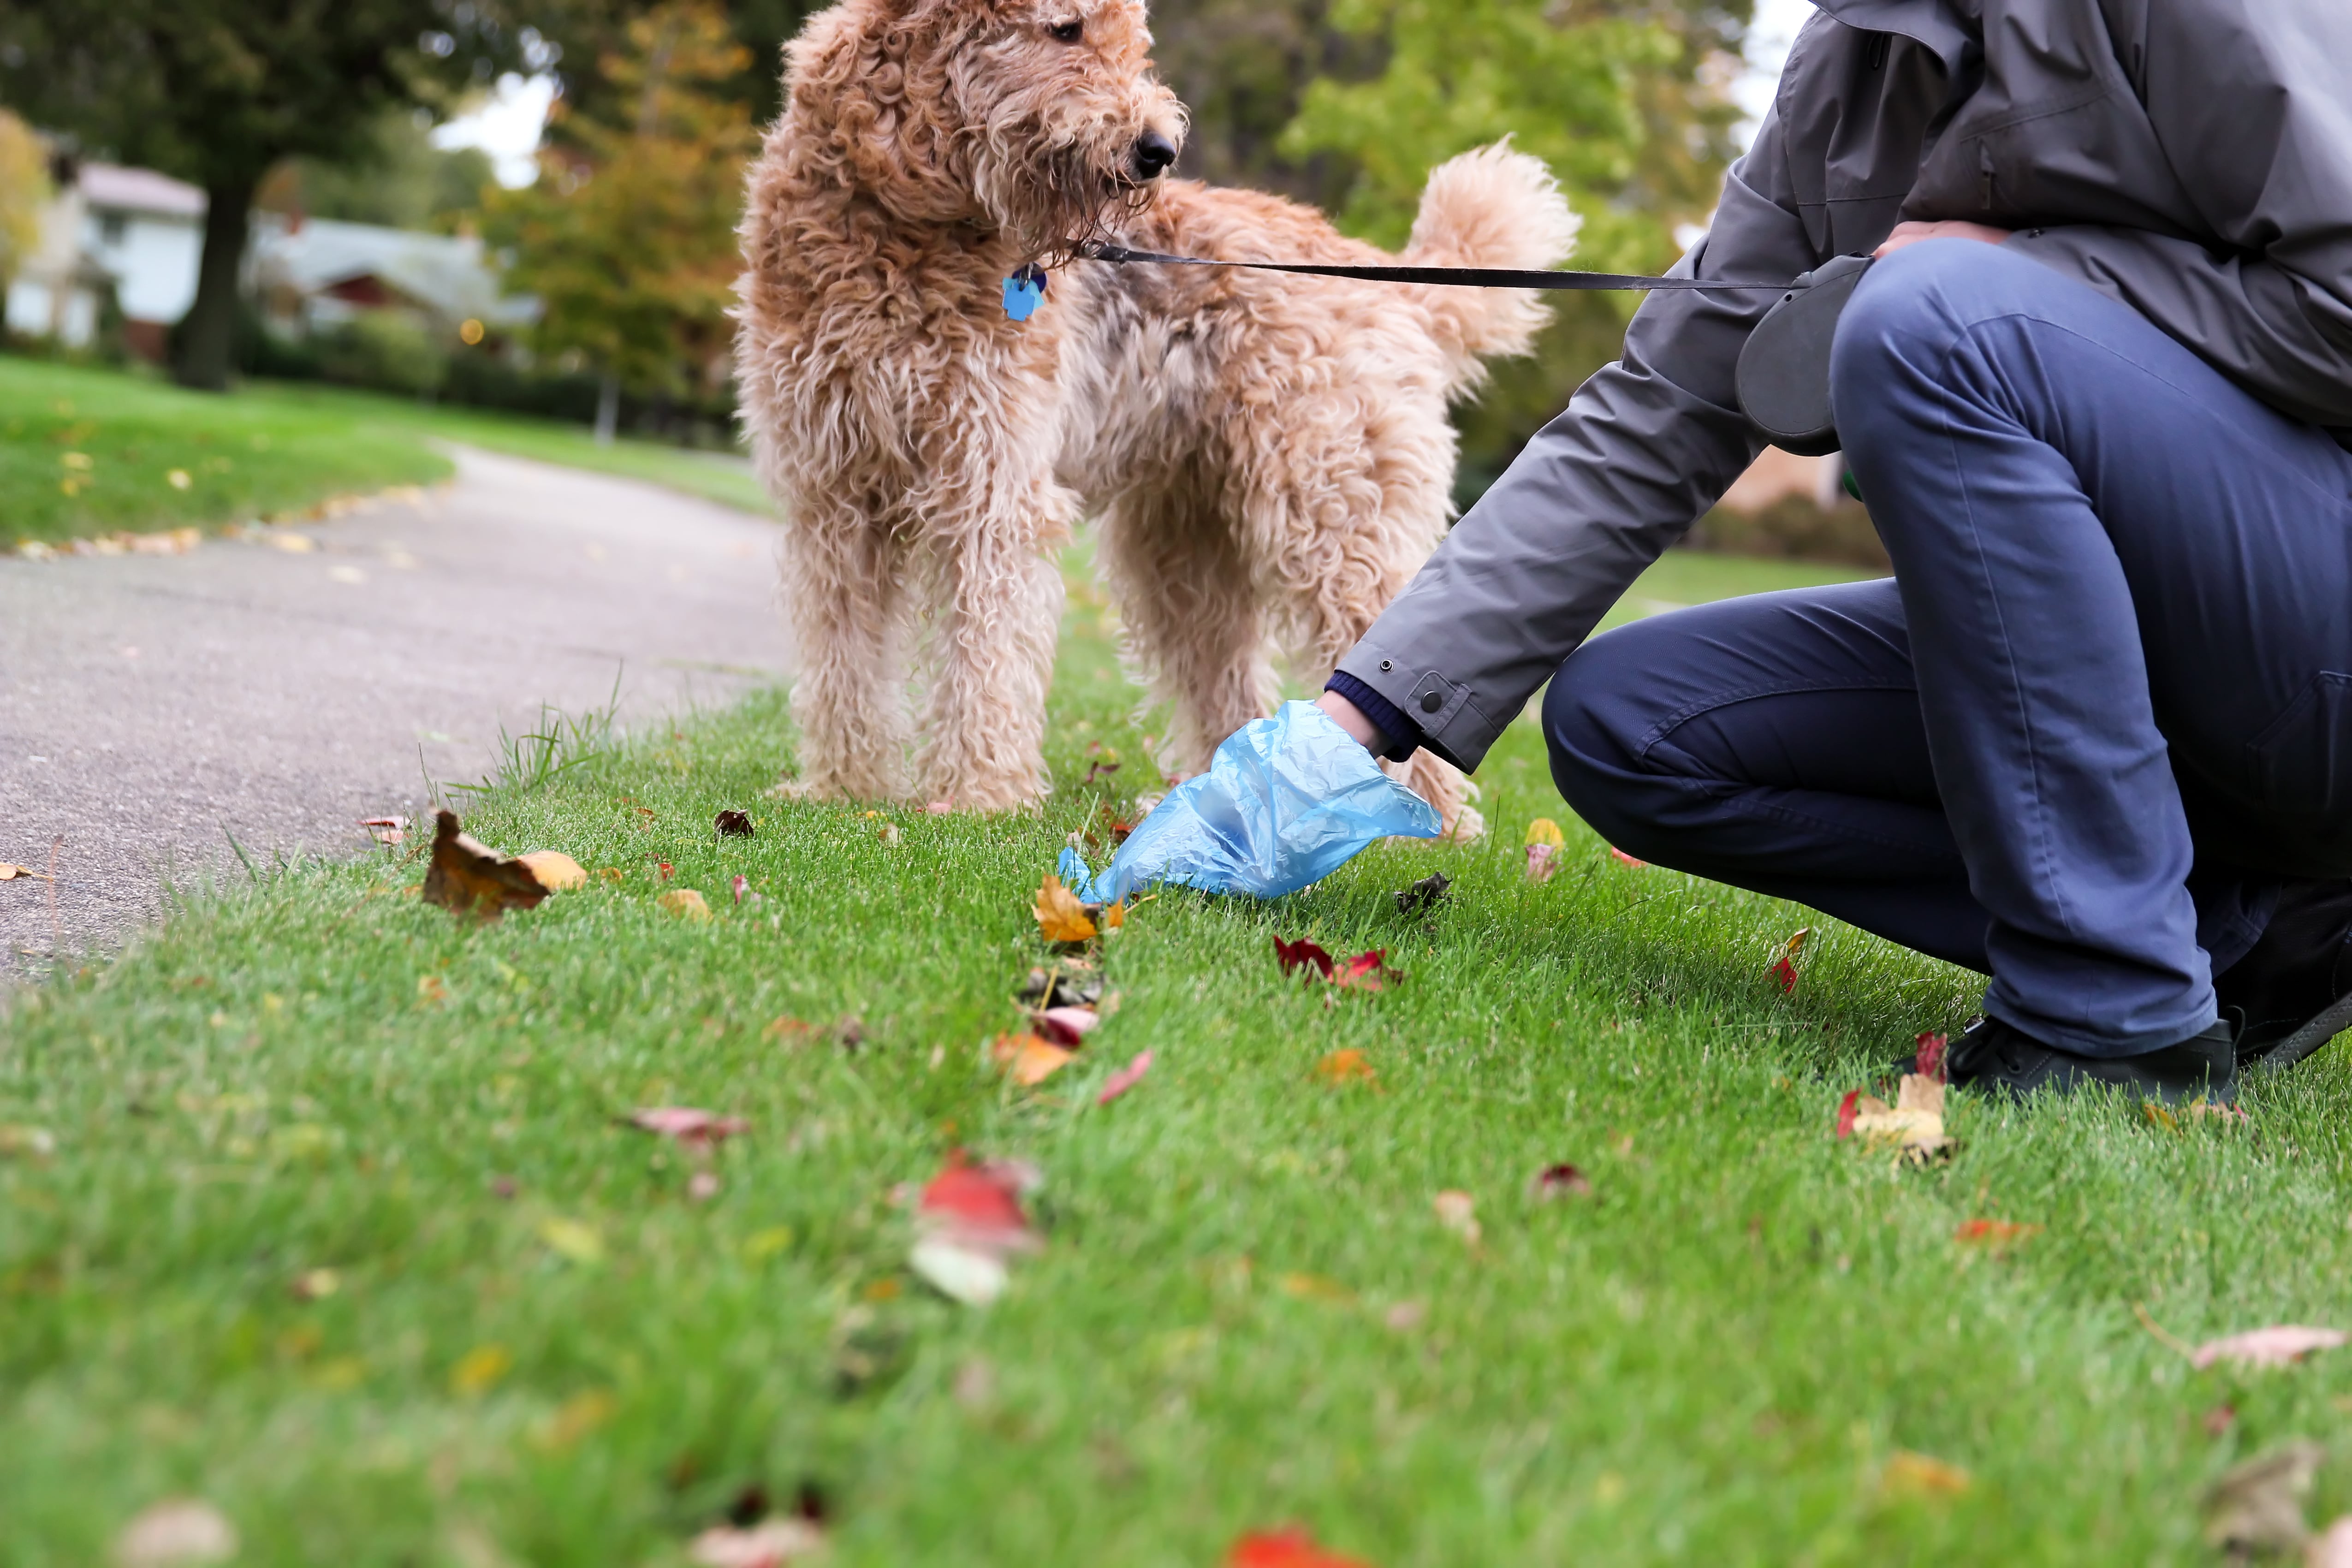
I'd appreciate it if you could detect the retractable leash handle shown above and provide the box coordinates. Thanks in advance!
[1039,244,1877,457]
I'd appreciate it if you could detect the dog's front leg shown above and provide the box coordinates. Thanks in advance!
[775,499,913,802]
[912,463,1075,813]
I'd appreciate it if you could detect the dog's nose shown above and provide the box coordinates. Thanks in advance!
[1129,131,1177,181]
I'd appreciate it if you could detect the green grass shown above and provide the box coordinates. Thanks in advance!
[1,357,453,549]
[238,381,775,517]
[8,561,2346,1562]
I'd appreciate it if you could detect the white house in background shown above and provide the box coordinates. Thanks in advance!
[5,161,205,361]
[247,215,536,339]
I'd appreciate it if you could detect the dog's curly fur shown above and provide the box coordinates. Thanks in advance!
[736,0,1578,826]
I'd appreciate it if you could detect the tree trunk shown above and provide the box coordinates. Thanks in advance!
[594,372,620,446]
[174,176,257,392]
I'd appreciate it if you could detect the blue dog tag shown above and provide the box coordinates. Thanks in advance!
[1003,266,1047,322]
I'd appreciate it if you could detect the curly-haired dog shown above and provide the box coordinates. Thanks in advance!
[736,0,1578,828]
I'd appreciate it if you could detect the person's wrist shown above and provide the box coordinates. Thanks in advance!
[1315,689,1388,754]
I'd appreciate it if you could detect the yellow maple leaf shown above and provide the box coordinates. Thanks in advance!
[992,1032,1075,1087]
[1033,874,1097,943]
[1523,818,1566,849]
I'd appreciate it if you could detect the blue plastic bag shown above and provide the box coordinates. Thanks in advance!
[1059,701,1439,903]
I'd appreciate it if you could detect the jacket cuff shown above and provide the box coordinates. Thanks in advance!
[1323,671,1421,763]
[1331,636,1506,773]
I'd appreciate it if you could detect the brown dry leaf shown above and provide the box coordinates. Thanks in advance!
[1278,1272,1354,1302]
[2206,1441,2324,1554]
[688,1518,825,1567]
[1313,1049,1378,1088]
[1881,1451,1972,1499]
[114,1499,237,1568]
[0,863,53,881]
[420,810,549,920]
[517,850,586,891]
[657,889,713,922]
[1847,1073,1954,1164]
[1034,874,1097,943]
[2192,1325,2350,1372]
[992,1033,1075,1087]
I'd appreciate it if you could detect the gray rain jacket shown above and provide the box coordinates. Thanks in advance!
[1333,0,2352,773]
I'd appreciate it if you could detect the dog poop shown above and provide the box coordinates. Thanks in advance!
[1395,872,1453,916]
[715,809,755,837]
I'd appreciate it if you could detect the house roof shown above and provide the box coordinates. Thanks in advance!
[250,216,540,327]
[78,162,206,220]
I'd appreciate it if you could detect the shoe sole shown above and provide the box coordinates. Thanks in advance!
[2253,989,2352,1076]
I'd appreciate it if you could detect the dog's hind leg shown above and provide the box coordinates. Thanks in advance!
[1097,486,1276,779]
[778,499,912,802]
[912,470,1073,813]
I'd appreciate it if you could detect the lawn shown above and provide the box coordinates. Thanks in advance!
[1,357,770,552]
[6,537,2351,1567]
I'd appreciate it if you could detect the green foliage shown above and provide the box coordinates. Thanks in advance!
[0,108,48,290]
[259,108,500,233]
[318,311,452,399]
[485,3,757,397]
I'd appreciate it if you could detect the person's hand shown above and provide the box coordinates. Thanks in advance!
[1874,220,2013,257]
[1314,689,1388,752]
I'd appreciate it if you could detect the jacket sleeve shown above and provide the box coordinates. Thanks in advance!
[2006,0,2352,435]
[1329,104,1825,774]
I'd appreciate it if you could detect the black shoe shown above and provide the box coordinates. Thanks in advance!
[1942,1014,2236,1105]
[2215,879,2352,1073]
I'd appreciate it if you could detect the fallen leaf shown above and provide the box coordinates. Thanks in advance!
[657,889,713,922]
[714,810,755,837]
[420,810,550,920]
[1334,950,1401,992]
[731,873,753,905]
[1954,1218,2041,1249]
[688,1171,722,1202]
[2307,1517,2352,1568]
[535,1389,618,1450]
[1432,1189,1481,1246]
[1031,1006,1100,1047]
[2192,1326,2350,1372]
[1524,818,1566,849]
[764,1017,818,1047]
[1227,1526,1373,1568]
[291,1267,340,1301]
[1275,935,1336,980]
[450,1343,512,1397]
[688,1518,826,1568]
[1912,1031,1949,1082]
[1279,1273,1354,1302]
[538,1217,606,1266]
[517,850,586,891]
[1834,1089,1861,1140]
[1529,1163,1592,1200]
[1525,843,1561,883]
[1097,1051,1154,1106]
[1881,1450,1972,1499]
[114,1498,237,1568]
[911,1153,1042,1306]
[877,822,901,845]
[626,1107,749,1151]
[992,1032,1075,1087]
[2206,1441,2325,1554]
[1034,874,1098,943]
[1769,927,1812,994]
[1103,899,1125,931]
[166,468,192,491]
[1313,1048,1378,1087]
[1394,873,1451,916]
[359,816,407,846]
[1609,847,1647,867]
[0,1125,56,1158]
[1846,1074,1953,1163]
[0,862,55,881]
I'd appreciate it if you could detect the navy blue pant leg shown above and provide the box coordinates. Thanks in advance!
[1551,239,2352,1056]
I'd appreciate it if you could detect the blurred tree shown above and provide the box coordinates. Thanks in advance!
[0,109,47,292]
[485,1,756,443]
[256,107,499,232]
[1282,0,1752,501]
[0,0,560,390]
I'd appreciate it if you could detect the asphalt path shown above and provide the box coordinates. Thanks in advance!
[0,447,791,975]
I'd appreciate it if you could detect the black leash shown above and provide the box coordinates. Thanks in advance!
[1075,241,1790,293]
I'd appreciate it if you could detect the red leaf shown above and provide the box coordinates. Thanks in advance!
[1334,949,1400,991]
[1915,1031,1949,1083]
[1096,1051,1153,1106]
[1228,1527,1374,1568]
[1609,847,1647,867]
[919,1152,1031,1234]
[1530,1163,1593,1200]
[1274,936,1335,980]
[1031,1006,1101,1047]
[1770,957,1798,994]
[1954,1218,2041,1247]
[1834,1090,1860,1140]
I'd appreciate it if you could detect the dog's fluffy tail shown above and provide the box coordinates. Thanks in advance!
[1402,142,1580,391]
